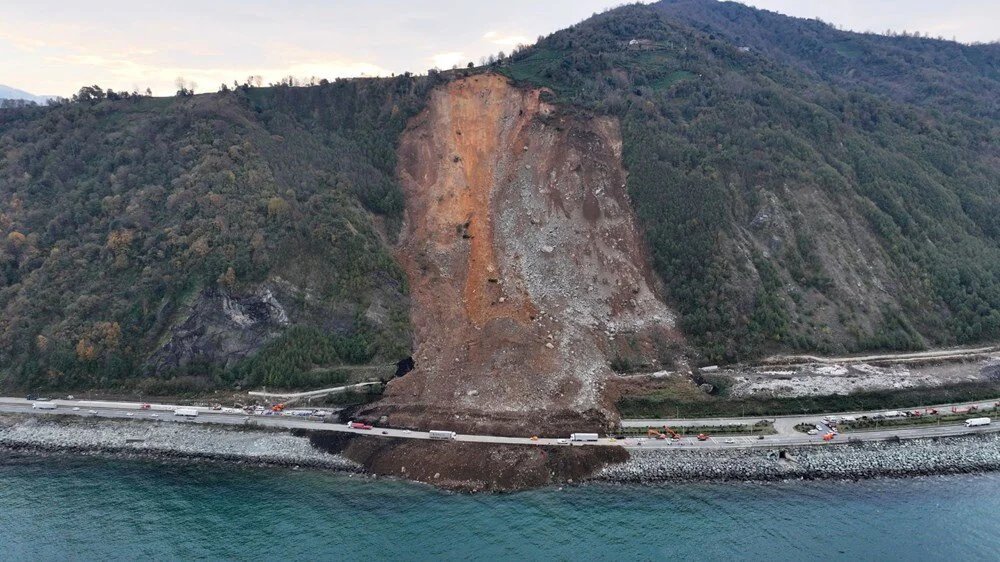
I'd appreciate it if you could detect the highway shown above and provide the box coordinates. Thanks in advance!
[1,396,998,451]
[622,398,1000,436]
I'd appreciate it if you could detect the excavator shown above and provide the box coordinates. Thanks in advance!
[647,426,682,440]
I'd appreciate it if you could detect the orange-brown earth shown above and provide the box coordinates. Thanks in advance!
[362,74,682,436]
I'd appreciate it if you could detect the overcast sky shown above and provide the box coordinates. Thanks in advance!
[1,0,996,97]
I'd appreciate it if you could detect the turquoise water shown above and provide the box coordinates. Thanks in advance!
[1,454,998,561]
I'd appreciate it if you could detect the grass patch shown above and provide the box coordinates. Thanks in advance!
[615,421,775,437]
[502,48,565,88]
[650,70,693,90]
[617,380,1000,419]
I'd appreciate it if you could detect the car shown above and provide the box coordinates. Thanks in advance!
[757,435,765,440]
[72,407,80,411]
[530,435,539,441]
[807,429,819,435]
[25,394,37,401]
[88,410,98,415]
[140,403,151,410]
[150,413,159,418]
[126,412,134,417]
[381,430,389,435]
[724,438,735,444]
[556,438,570,445]
[696,434,709,441]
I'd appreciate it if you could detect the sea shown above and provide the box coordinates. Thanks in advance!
[1,454,997,561]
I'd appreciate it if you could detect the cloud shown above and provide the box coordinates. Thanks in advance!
[430,51,466,70]
[482,31,532,47]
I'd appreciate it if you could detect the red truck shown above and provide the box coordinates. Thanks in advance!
[348,421,373,430]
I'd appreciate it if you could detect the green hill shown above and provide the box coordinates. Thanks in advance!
[1,0,997,391]
[501,0,1000,362]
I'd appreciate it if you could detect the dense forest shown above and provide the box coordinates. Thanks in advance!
[0,75,443,391]
[501,0,1000,362]
[1,0,998,391]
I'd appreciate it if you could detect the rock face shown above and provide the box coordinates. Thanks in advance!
[146,286,290,372]
[364,74,681,435]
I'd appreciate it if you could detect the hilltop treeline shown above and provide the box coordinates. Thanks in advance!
[502,0,1000,362]
[1,0,998,390]
[0,75,443,390]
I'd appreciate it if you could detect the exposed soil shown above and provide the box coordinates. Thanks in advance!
[302,431,629,492]
[361,74,682,436]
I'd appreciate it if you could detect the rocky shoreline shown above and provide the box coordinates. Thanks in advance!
[0,415,361,472]
[595,433,1000,483]
[3,414,999,486]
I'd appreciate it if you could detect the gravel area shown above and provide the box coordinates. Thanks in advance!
[0,415,361,471]
[723,357,999,399]
[596,433,1000,482]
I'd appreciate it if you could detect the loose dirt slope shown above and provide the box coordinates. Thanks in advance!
[363,74,681,436]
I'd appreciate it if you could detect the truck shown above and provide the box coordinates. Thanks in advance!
[429,430,457,440]
[347,421,372,430]
[32,402,57,410]
[173,408,199,418]
[965,417,991,427]
[570,433,599,442]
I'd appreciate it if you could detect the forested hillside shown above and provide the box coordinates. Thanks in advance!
[502,0,1000,362]
[0,76,440,391]
[1,0,998,392]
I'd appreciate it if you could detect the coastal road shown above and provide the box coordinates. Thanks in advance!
[2,396,999,451]
[763,344,999,365]
[622,398,1000,437]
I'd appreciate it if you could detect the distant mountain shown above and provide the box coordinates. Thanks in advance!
[0,84,52,103]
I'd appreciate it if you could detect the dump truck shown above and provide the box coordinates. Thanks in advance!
[570,433,599,442]
[173,408,198,417]
[965,417,991,427]
[429,430,457,440]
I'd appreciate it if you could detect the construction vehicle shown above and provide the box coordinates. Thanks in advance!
[647,426,681,440]
[952,405,978,415]
[271,403,286,412]
[823,432,836,441]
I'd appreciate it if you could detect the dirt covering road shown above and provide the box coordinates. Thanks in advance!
[365,74,682,437]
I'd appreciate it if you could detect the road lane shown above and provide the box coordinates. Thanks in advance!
[2,397,997,451]
[622,398,1000,436]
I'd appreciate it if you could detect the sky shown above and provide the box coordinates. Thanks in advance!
[0,0,997,97]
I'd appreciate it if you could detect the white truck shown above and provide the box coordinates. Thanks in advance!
[32,402,57,410]
[570,433,599,442]
[965,417,991,427]
[173,408,199,418]
[429,430,457,440]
